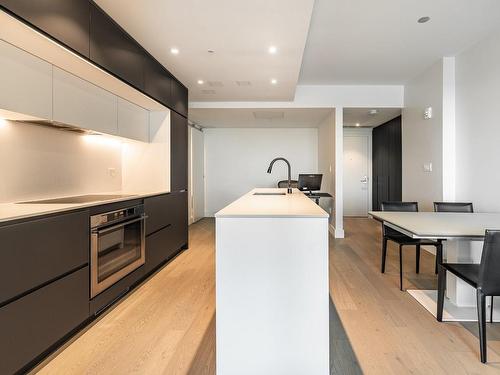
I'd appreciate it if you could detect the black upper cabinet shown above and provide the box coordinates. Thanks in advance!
[89,3,144,90]
[0,0,90,57]
[171,111,188,192]
[172,79,189,117]
[144,58,173,110]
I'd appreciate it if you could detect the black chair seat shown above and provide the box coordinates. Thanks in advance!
[386,234,438,246]
[442,263,480,288]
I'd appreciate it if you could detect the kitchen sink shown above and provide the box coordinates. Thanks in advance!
[253,192,287,196]
[17,194,136,204]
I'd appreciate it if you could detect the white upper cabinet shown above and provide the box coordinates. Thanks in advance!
[0,40,52,119]
[53,66,118,135]
[117,98,149,142]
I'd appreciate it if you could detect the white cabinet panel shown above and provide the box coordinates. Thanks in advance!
[53,67,117,135]
[117,98,149,142]
[0,40,52,119]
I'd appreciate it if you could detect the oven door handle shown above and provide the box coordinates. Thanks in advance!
[92,215,148,235]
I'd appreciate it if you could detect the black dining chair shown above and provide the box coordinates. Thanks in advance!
[433,202,474,273]
[380,202,443,291]
[437,229,500,363]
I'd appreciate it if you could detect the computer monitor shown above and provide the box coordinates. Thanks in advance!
[298,174,322,194]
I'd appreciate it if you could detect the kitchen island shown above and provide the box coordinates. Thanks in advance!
[215,188,330,375]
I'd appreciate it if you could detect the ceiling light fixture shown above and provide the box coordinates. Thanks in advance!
[355,123,360,127]
[268,45,277,54]
[170,47,179,55]
[270,78,277,85]
[417,16,430,24]
[197,80,204,85]
[369,109,378,115]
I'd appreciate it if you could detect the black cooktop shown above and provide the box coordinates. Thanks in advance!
[17,194,136,204]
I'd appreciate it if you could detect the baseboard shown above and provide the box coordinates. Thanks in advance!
[331,225,344,238]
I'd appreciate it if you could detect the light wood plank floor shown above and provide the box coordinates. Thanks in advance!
[34,218,500,374]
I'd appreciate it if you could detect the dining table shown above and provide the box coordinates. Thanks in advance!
[369,211,500,321]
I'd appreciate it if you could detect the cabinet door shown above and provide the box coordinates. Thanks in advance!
[170,191,188,251]
[144,58,173,109]
[144,193,172,236]
[0,210,88,305]
[0,40,52,119]
[0,267,89,375]
[145,224,180,274]
[0,0,90,57]
[171,79,188,117]
[117,98,149,142]
[89,3,145,91]
[53,66,118,135]
[171,111,188,191]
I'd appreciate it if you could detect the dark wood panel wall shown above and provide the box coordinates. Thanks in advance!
[372,115,402,210]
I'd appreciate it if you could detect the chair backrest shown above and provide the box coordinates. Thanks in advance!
[380,202,418,236]
[434,202,473,213]
[277,180,298,188]
[479,230,500,295]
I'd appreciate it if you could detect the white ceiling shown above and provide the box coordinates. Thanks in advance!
[189,108,333,128]
[299,0,500,85]
[343,108,401,128]
[94,0,314,102]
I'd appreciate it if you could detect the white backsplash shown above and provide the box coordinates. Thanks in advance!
[0,118,170,203]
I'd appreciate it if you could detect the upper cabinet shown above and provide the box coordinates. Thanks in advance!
[171,79,189,117]
[117,98,149,142]
[0,40,52,119]
[144,58,172,110]
[0,0,90,57]
[89,4,145,91]
[53,66,118,135]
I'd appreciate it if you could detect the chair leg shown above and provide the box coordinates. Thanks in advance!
[399,244,404,291]
[381,237,388,273]
[477,289,487,363]
[415,244,421,274]
[490,297,494,324]
[437,265,446,322]
[435,241,443,274]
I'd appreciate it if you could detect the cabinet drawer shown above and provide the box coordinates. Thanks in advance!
[170,191,189,251]
[144,193,173,236]
[0,267,89,375]
[0,210,88,304]
[145,224,180,274]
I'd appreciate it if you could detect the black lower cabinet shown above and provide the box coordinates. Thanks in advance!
[0,267,89,374]
[170,191,188,251]
[145,225,177,274]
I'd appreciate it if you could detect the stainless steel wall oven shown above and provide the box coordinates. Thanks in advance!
[90,205,146,298]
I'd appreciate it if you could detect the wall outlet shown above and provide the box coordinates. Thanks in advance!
[108,167,116,177]
[423,163,433,172]
[424,107,433,120]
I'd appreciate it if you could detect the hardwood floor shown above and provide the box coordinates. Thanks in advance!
[34,217,500,374]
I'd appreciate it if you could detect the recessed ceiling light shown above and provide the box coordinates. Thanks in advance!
[270,78,277,85]
[355,123,360,127]
[268,45,277,54]
[417,16,430,24]
[170,47,179,55]
[369,109,378,115]
[197,80,204,85]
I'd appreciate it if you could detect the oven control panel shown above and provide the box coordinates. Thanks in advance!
[90,205,144,228]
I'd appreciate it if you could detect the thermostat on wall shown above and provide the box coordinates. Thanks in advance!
[424,107,433,120]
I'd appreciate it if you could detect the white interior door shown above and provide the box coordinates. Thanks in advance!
[190,127,205,223]
[343,134,370,216]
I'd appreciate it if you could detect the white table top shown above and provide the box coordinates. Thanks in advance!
[369,211,500,239]
[215,188,329,218]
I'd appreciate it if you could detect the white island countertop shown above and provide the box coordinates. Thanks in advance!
[0,190,169,224]
[215,188,328,218]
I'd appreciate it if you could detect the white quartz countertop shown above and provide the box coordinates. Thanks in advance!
[215,188,329,218]
[369,211,500,238]
[0,190,169,224]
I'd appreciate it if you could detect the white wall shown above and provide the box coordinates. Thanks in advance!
[317,112,335,226]
[402,60,444,211]
[204,128,318,216]
[455,29,500,212]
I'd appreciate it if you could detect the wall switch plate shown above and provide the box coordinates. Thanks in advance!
[108,167,116,177]
[423,163,433,172]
